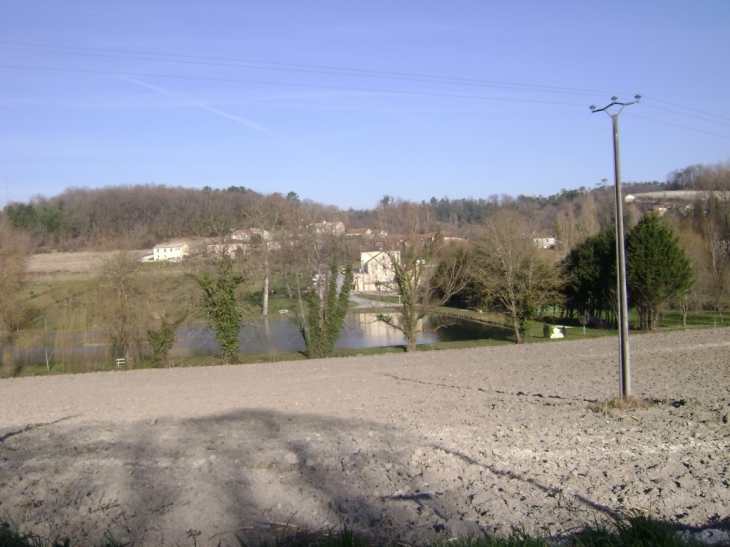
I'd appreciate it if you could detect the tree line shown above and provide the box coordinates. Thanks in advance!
[0,176,688,252]
[0,160,728,368]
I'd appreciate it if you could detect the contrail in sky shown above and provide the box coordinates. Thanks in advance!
[125,77,334,164]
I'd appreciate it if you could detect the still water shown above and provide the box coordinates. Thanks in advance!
[3,313,512,366]
[172,312,510,357]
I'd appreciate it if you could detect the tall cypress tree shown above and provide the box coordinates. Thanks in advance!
[627,213,693,330]
[562,215,693,330]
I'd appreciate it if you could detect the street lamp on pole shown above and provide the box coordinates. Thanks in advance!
[590,95,640,398]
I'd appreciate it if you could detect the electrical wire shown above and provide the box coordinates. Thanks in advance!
[1,41,729,139]
[641,102,730,128]
[0,63,587,106]
[642,96,730,123]
[624,113,730,140]
[0,41,621,98]
[1,45,610,97]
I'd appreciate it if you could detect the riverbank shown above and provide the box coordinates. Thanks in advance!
[2,310,519,378]
[1,328,728,546]
[3,311,724,378]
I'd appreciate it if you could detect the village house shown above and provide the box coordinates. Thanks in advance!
[533,237,557,249]
[346,228,388,239]
[206,240,247,258]
[345,228,372,238]
[395,232,439,245]
[311,220,345,235]
[443,233,467,243]
[353,250,399,292]
[230,230,252,242]
[204,227,274,257]
[153,241,190,261]
[231,228,271,241]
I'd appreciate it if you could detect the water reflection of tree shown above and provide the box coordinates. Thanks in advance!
[375,199,470,352]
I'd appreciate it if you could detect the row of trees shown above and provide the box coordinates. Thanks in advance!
[90,191,724,362]
[357,205,697,346]
[3,165,712,253]
[433,210,695,341]
[0,218,33,334]
[1,160,728,366]
[562,215,693,330]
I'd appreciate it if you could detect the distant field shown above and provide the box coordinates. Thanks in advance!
[27,251,147,274]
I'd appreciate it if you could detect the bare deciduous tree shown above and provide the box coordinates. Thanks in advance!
[671,225,708,327]
[703,221,730,320]
[277,207,354,357]
[247,195,285,316]
[0,218,33,335]
[473,209,562,343]
[95,251,150,366]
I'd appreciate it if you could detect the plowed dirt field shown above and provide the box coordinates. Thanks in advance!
[1,329,729,545]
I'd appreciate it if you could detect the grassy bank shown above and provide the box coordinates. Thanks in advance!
[4,310,729,378]
[1,515,722,547]
[1,337,519,378]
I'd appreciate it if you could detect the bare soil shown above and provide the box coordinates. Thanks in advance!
[1,329,729,545]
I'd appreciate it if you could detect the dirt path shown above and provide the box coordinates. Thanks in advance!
[1,329,729,545]
[349,293,398,308]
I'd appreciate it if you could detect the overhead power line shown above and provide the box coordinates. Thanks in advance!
[641,102,730,128]
[642,96,730,123]
[0,63,588,106]
[1,41,728,138]
[0,40,620,98]
[624,113,730,140]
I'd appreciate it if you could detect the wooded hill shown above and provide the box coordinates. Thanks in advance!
[4,167,718,253]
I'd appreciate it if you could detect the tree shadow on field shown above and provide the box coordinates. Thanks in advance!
[1,409,442,545]
[1,409,728,547]
[434,446,623,520]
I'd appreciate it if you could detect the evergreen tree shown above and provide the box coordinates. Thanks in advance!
[627,213,693,330]
[562,216,694,331]
[561,228,617,325]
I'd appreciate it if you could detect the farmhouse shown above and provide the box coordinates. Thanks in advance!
[153,241,189,261]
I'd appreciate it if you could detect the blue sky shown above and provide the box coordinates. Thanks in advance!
[1,0,728,209]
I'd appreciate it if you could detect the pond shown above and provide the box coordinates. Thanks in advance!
[171,312,511,357]
[2,313,513,367]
